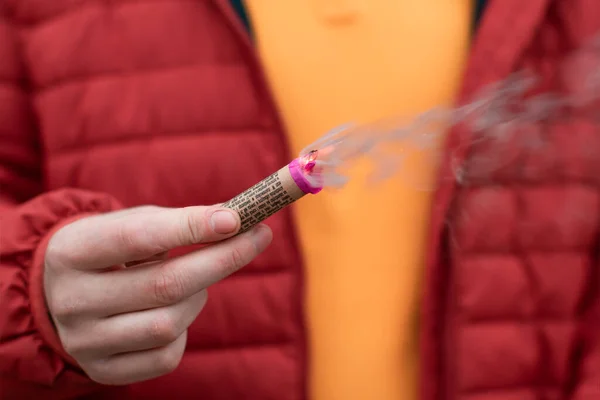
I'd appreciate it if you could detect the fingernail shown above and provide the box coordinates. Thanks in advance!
[210,210,238,234]
[249,224,273,252]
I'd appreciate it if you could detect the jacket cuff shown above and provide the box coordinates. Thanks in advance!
[11,189,125,370]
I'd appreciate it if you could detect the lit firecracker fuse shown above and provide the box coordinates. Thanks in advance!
[222,150,324,233]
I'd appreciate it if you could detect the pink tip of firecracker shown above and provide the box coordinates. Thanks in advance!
[288,153,323,194]
[305,160,317,172]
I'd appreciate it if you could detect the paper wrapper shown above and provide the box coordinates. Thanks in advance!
[222,160,318,233]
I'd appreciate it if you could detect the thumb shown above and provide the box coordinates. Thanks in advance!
[48,206,241,271]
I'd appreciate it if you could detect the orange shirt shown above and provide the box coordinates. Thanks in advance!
[244,1,471,399]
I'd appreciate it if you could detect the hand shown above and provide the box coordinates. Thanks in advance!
[43,205,272,385]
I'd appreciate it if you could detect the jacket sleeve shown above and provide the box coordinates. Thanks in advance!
[0,9,123,399]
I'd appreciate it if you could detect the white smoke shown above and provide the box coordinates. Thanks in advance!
[300,34,600,191]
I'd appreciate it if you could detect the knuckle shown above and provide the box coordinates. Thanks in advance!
[156,346,183,375]
[152,268,187,305]
[45,217,94,268]
[148,313,180,345]
[49,293,83,322]
[84,362,116,385]
[216,243,252,276]
[45,231,74,268]
[198,289,209,310]
[116,220,164,257]
[187,290,209,321]
[61,333,87,358]
[181,210,206,245]
[116,222,145,254]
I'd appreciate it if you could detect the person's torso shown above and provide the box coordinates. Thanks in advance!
[8,0,600,399]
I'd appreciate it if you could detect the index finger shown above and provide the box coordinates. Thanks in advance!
[78,224,272,316]
[50,206,241,270]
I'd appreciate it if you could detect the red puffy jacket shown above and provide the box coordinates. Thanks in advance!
[0,0,598,399]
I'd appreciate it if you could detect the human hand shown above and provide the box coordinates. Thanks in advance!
[43,205,272,385]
